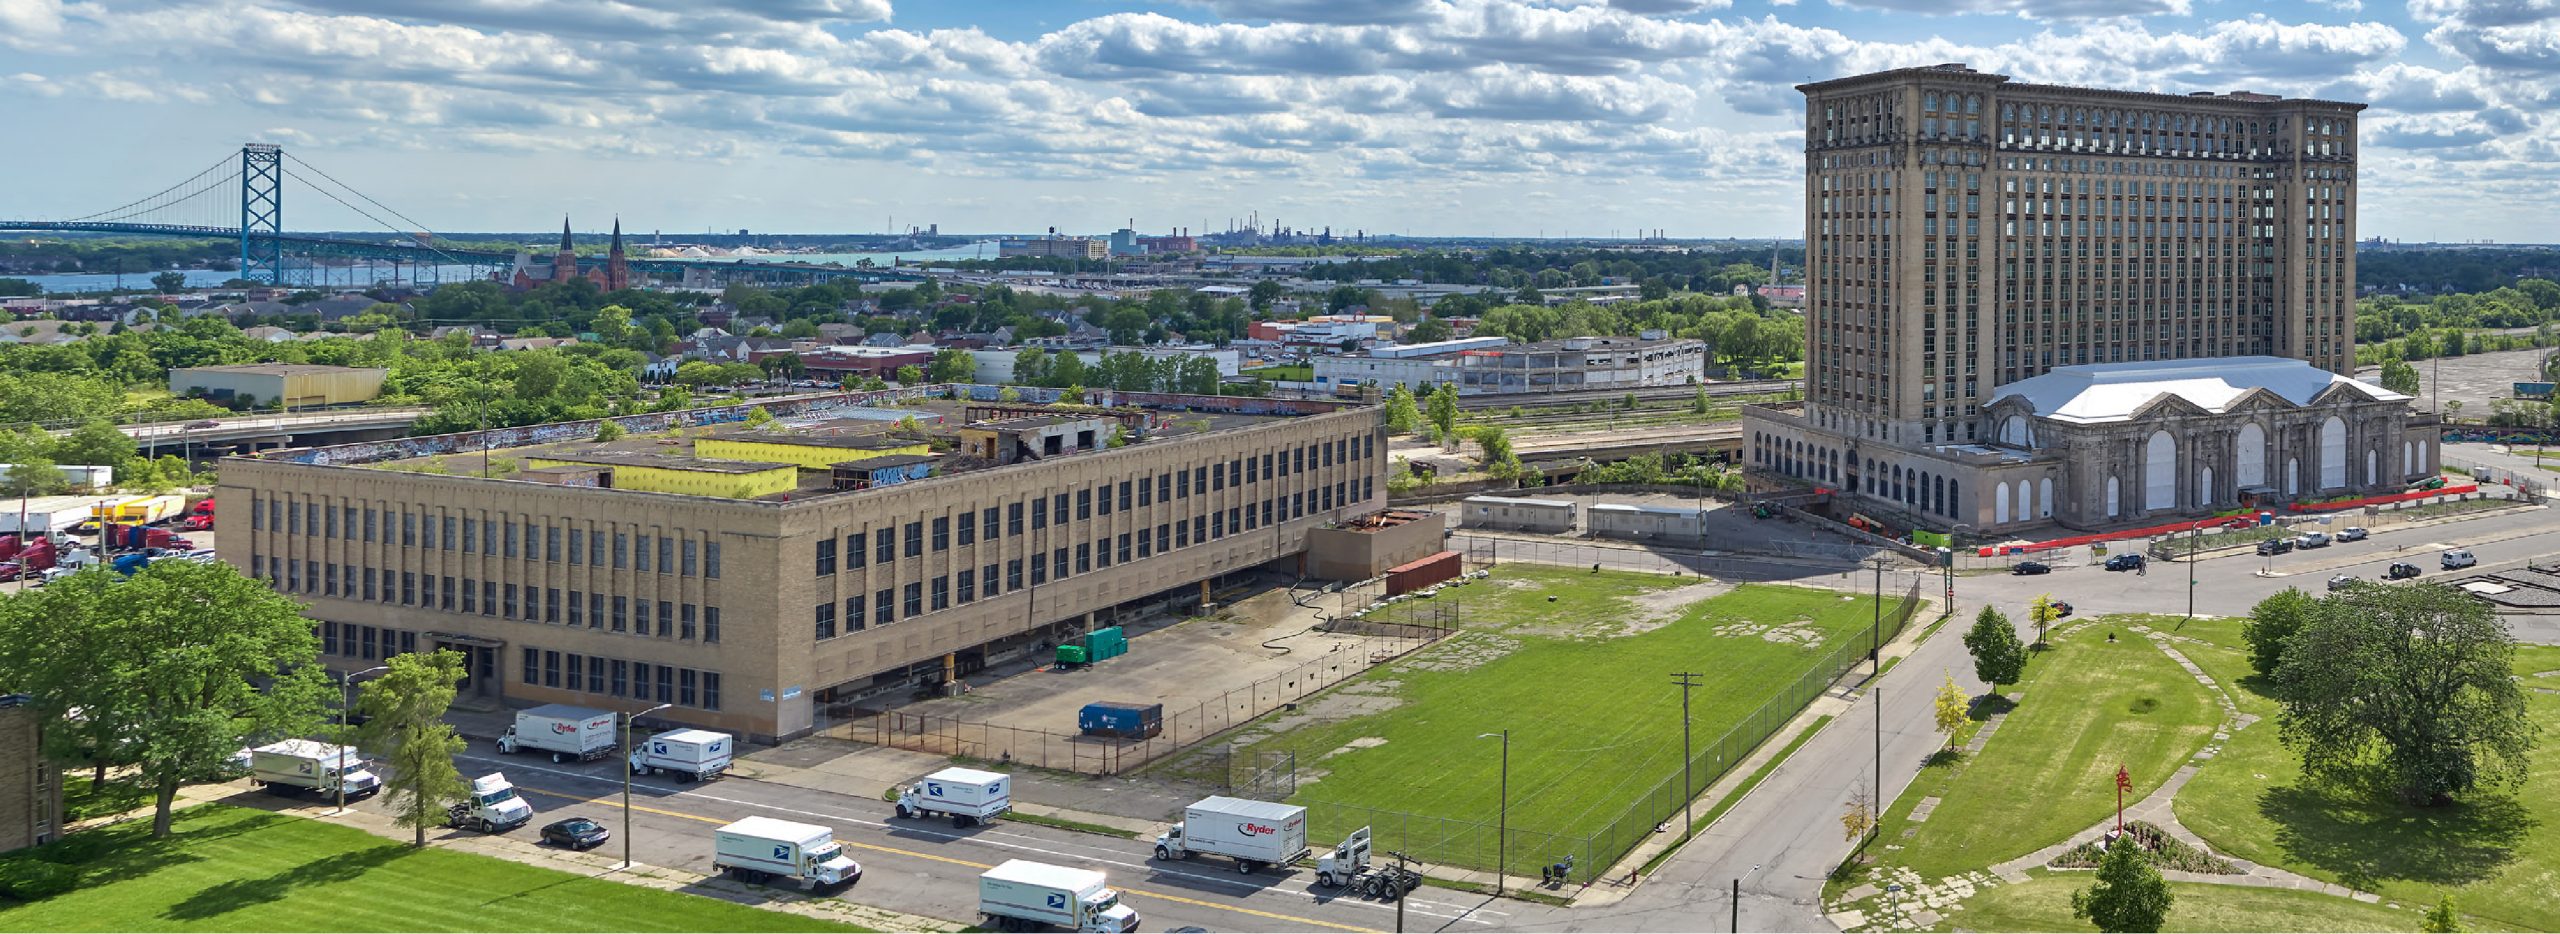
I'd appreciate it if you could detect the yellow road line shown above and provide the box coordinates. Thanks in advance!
[519,784,1378,934]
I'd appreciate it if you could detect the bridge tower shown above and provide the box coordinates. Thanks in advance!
[239,143,283,285]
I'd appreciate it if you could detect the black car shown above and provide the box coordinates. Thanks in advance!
[2012,561,2052,575]
[2104,553,2146,572]
[2386,562,2423,580]
[2051,600,2075,617]
[540,817,611,850]
[2256,538,2296,556]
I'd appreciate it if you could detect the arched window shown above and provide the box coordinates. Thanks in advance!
[2039,477,2054,518]
[2105,476,2121,518]
[2234,423,2267,488]
[2017,479,2033,522]
[1994,482,2012,525]
[2144,430,2177,511]
[2319,416,2347,489]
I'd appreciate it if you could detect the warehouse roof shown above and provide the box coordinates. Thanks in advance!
[177,363,386,376]
[528,449,794,474]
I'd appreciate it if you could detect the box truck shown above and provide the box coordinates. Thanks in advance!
[978,859,1141,933]
[445,772,535,832]
[496,704,619,762]
[628,728,733,782]
[0,496,114,534]
[1154,796,1309,874]
[248,740,381,799]
[895,767,1011,827]
[98,495,184,526]
[712,816,861,891]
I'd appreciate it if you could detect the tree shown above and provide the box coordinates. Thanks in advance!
[2028,593,2063,647]
[1406,315,1454,343]
[928,348,977,383]
[1425,383,1460,444]
[743,406,776,429]
[52,418,136,470]
[895,364,924,385]
[2275,583,2536,805]
[1476,426,1519,477]
[2380,357,2422,396]
[1382,384,1420,434]
[1962,606,2026,695]
[0,561,331,837]
[1838,793,1876,844]
[2422,895,2464,933]
[2071,833,2173,932]
[4,456,70,496]
[2241,588,2317,679]
[594,420,625,442]
[150,271,188,294]
[358,650,469,847]
[1933,672,1970,751]
[1248,280,1284,312]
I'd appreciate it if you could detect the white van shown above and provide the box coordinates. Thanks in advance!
[2442,549,2478,570]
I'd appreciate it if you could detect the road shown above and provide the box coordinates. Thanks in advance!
[343,747,1559,933]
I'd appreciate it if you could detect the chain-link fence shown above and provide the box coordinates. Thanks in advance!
[831,624,1454,776]
[1447,531,1910,581]
[1297,576,1927,884]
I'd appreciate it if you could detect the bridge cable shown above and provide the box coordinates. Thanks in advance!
[59,155,238,224]
[283,153,448,245]
[283,167,476,270]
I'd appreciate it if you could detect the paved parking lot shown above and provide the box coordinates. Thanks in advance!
[2357,346,2549,412]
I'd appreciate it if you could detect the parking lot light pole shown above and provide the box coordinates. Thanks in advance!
[1478,730,1509,894]
[622,702,674,871]
[334,665,390,816]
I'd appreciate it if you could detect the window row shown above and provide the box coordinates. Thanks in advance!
[255,497,721,579]
[815,435,1375,577]
[520,647,723,712]
[255,555,721,643]
[815,479,1374,641]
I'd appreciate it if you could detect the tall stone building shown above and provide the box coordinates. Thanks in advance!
[1745,65,2434,534]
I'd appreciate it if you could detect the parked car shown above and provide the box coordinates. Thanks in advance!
[2012,561,2052,575]
[2296,532,2332,549]
[2327,573,2359,591]
[540,817,611,850]
[2443,549,2478,570]
[2051,600,2075,617]
[2104,553,2146,572]
[2257,538,2296,556]
[2386,562,2423,579]
[2336,527,2369,542]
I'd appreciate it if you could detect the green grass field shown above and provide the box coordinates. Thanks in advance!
[1234,567,1885,876]
[2174,626,2560,932]
[1860,617,2222,881]
[0,805,860,932]
[1936,873,2428,932]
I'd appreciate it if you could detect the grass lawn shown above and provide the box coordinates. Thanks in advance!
[0,804,862,932]
[1936,873,2428,932]
[1243,365,1312,382]
[58,774,150,824]
[2174,635,2560,933]
[1859,616,2221,882]
[1233,567,1884,876]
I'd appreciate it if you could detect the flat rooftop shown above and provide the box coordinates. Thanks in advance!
[178,364,386,375]
[352,393,1323,502]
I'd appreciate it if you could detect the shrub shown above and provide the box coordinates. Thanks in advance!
[0,857,80,900]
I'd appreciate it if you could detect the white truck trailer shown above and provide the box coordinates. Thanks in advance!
[495,703,618,762]
[248,740,381,800]
[895,766,1012,827]
[445,772,536,833]
[978,859,1141,933]
[0,496,114,534]
[1153,796,1310,874]
[712,816,862,891]
[628,728,734,782]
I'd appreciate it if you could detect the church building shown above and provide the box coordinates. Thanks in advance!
[504,217,632,291]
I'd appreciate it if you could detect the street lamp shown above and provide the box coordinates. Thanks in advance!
[1477,730,1509,894]
[334,665,390,815]
[621,702,674,871]
[1865,556,1892,674]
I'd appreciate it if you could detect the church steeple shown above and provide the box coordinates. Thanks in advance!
[559,216,574,252]
[610,217,623,256]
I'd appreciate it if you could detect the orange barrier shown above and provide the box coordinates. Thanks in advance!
[1972,484,2479,556]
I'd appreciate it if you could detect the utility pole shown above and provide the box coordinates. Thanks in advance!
[1866,556,1890,674]
[1671,672,1702,840]
[1478,730,1510,894]
[1386,850,1417,933]
[1872,686,1882,845]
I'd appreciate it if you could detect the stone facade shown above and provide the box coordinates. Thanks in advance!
[0,696,60,853]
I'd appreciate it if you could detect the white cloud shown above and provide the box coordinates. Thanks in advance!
[1823,0,2191,20]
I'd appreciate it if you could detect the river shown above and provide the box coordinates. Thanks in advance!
[8,242,998,294]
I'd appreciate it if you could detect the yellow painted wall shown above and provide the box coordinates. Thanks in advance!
[695,437,927,471]
[525,458,797,499]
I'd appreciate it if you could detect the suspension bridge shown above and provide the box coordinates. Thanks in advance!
[0,143,923,289]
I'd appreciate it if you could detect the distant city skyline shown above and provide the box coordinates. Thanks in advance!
[2,0,2552,242]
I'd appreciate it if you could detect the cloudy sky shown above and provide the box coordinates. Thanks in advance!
[0,0,2548,241]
